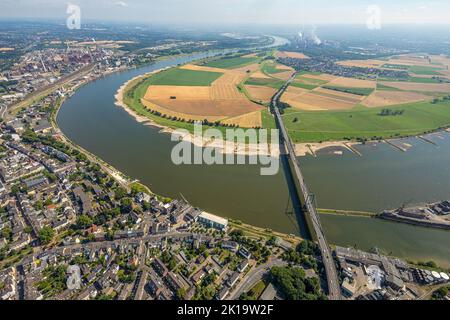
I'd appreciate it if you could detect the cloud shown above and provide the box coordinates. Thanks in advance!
[114,1,128,7]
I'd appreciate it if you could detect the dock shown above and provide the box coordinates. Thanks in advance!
[384,139,407,152]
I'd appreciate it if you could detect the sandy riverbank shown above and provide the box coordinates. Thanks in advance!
[114,70,281,158]
[295,141,361,157]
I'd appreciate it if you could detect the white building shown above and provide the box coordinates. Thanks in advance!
[198,212,228,231]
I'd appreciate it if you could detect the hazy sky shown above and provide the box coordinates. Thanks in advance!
[1,0,450,26]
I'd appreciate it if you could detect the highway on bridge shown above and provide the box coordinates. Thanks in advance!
[271,73,341,300]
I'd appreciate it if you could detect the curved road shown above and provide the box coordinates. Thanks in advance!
[227,259,287,300]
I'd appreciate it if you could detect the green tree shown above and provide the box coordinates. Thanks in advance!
[76,215,93,229]
[24,226,33,234]
[432,286,450,300]
[39,226,55,245]
[1,227,12,241]
[114,187,127,200]
[270,266,325,300]
[120,198,133,214]
[176,288,186,300]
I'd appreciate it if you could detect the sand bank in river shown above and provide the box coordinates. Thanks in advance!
[295,141,361,157]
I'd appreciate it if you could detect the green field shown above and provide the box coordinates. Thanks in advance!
[290,82,318,90]
[296,71,322,77]
[245,77,285,89]
[408,65,444,75]
[261,109,276,129]
[297,76,328,85]
[262,62,285,74]
[282,100,450,143]
[322,85,374,96]
[377,84,402,91]
[405,76,441,83]
[382,63,443,75]
[378,76,440,84]
[145,68,223,86]
[203,56,259,69]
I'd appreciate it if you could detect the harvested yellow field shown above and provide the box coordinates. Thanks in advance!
[379,81,450,93]
[304,73,338,82]
[282,100,327,111]
[144,86,211,100]
[389,54,432,67]
[272,70,296,81]
[281,86,309,102]
[242,53,258,58]
[244,85,277,103]
[211,72,246,99]
[251,71,272,79]
[211,84,242,100]
[327,77,377,88]
[276,51,309,59]
[275,64,293,71]
[362,91,431,108]
[430,55,450,66]
[314,87,364,103]
[222,110,262,128]
[284,92,357,111]
[180,64,226,73]
[213,72,246,86]
[143,98,261,118]
[232,63,261,73]
[141,99,224,122]
[0,47,14,52]
[337,59,386,68]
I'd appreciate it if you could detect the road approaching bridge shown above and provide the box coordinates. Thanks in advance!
[271,73,341,300]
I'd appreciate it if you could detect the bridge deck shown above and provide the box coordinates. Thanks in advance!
[271,74,341,300]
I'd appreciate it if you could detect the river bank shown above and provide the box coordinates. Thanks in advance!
[50,65,138,190]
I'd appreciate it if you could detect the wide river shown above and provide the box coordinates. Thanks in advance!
[57,51,450,268]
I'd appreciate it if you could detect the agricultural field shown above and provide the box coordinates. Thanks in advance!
[125,52,306,129]
[282,99,450,143]
[361,91,430,108]
[202,56,260,69]
[322,86,374,96]
[245,77,285,90]
[275,51,309,59]
[134,58,269,128]
[279,53,450,143]
[144,68,224,86]
[243,85,278,104]
[240,60,297,103]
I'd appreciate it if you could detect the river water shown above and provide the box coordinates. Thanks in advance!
[56,50,450,267]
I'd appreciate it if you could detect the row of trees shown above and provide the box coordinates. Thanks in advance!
[378,108,405,117]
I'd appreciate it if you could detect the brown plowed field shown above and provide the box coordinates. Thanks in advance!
[379,81,450,92]
[362,91,431,108]
[313,87,364,103]
[244,85,277,103]
[282,91,357,111]
[143,98,261,117]
[337,59,386,68]
[327,77,377,88]
[144,86,211,100]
